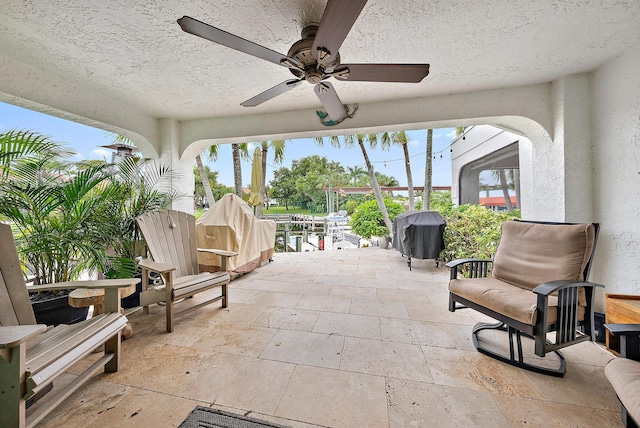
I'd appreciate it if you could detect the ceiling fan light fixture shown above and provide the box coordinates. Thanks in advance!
[307,70,323,84]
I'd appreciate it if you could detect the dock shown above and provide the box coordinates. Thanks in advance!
[262,214,329,232]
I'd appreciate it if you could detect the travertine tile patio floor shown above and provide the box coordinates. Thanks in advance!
[36,248,622,427]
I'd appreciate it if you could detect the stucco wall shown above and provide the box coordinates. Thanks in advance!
[591,44,640,306]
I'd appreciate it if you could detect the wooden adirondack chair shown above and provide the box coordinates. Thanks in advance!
[0,223,140,428]
[136,209,237,332]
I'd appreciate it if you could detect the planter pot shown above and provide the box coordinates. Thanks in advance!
[31,294,89,326]
[377,236,390,249]
[121,278,143,309]
[121,272,160,309]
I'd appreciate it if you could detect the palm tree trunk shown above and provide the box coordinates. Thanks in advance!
[232,143,242,197]
[195,154,215,207]
[324,187,331,215]
[499,170,513,211]
[423,129,433,210]
[255,145,268,218]
[358,137,393,234]
[402,143,415,211]
[514,168,521,211]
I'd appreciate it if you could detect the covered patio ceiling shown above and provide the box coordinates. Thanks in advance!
[1,0,640,148]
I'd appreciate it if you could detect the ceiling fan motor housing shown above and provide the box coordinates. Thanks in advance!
[287,23,340,82]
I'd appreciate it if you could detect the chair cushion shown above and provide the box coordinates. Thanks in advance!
[449,277,585,326]
[605,357,640,423]
[492,221,595,306]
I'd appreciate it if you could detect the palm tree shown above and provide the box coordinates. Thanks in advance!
[232,143,250,197]
[0,131,121,283]
[391,130,415,210]
[346,165,366,185]
[313,136,346,214]
[423,129,433,210]
[0,129,74,178]
[346,133,394,235]
[491,169,515,211]
[257,140,287,216]
[316,133,393,233]
[195,144,218,208]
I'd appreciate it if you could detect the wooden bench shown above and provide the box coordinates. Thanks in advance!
[0,223,140,428]
[447,220,603,377]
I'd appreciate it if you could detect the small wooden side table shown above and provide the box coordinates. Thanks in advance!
[68,283,137,315]
[69,283,137,338]
[605,293,640,356]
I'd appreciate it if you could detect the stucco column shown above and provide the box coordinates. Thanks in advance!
[551,74,594,222]
[157,118,195,213]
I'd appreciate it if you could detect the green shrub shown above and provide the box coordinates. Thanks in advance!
[350,198,403,238]
[345,199,358,215]
[439,204,520,264]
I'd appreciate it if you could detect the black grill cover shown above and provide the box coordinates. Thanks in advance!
[392,211,446,259]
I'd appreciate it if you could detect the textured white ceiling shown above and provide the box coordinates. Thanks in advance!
[1,0,639,121]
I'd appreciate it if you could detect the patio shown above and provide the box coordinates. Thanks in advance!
[35,248,621,427]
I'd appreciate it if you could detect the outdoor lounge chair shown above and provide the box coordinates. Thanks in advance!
[605,323,640,427]
[136,209,238,332]
[0,223,139,428]
[447,220,602,377]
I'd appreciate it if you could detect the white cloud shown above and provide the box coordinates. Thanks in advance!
[446,129,457,139]
[90,148,111,160]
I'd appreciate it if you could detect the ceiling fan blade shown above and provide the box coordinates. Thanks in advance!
[178,16,291,67]
[311,0,368,61]
[241,79,303,107]
[333,64,430,83]
[314,82,347,121]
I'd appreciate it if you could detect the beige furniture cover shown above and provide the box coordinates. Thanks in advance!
[196,193,276,273]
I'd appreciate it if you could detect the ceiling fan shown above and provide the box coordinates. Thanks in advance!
[177,0,430,122]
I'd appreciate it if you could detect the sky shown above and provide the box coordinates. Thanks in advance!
[0,101,455,189]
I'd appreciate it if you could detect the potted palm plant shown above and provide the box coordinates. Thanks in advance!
[0,130,123,324]
[101,153,183,307]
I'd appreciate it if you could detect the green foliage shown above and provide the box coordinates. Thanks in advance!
[262,206,312,215]
[413,191,453,213]
[104,156,183,264]
[438,204,520,264]
[193,165,233,207]
[0,132,119,283]
[430,191,454,215]
[350,198,403,238]
[269,155,349,211]
[0,131,182,283]
[345,199,358,215]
